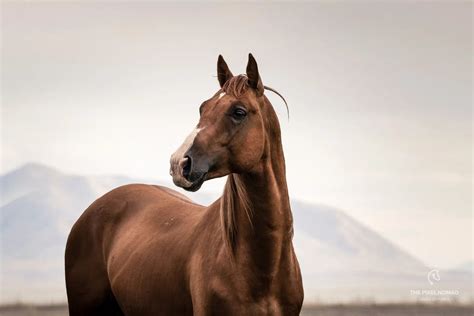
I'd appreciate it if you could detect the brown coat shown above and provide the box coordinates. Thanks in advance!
[65,54,304,316]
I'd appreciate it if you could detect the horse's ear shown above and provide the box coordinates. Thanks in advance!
[246,53,264,96]
[217,55,233,87]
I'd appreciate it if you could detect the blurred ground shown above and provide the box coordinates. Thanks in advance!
[0,303,472,316]
[301,303,473,316]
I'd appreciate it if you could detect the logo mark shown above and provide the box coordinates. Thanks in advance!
[427,269,440,285]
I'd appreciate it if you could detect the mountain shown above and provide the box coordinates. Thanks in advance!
[0,163,472,303]
[455,261,474,274]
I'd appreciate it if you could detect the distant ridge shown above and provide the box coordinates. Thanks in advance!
[1,163,472,303]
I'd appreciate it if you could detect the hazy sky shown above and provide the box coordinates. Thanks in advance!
[1,2,472,268]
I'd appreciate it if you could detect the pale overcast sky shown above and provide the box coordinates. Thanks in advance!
[1,2,472,268]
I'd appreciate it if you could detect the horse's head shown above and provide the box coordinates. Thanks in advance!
[170,54,278,192]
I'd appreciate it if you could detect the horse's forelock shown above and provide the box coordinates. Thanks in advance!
[221,75,289,119]
[222,75,250,97]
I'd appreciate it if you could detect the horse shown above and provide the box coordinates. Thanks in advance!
[65,54,304,315]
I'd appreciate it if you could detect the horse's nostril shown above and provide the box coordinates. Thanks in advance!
[182,156,192,180]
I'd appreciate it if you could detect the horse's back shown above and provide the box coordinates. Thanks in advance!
[66,183,204,264]
[65,183,203,316]
[67,183,202,252]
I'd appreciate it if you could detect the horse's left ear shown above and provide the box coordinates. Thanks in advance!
[246,53,264,96]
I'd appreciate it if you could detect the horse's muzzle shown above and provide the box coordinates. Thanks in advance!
[169,154,208,192]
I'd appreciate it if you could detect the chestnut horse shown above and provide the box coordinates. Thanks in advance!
[65,54,304,315]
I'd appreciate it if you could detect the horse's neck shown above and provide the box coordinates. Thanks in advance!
[227,140,294,278]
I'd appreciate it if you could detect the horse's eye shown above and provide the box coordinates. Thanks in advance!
[232,108,247,120]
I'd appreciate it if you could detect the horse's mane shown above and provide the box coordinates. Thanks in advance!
[220,174,252,252]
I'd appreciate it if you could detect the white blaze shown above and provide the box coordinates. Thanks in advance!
[169,127,203,180]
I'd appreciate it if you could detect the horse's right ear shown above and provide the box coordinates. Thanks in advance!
[217,55,233,87]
